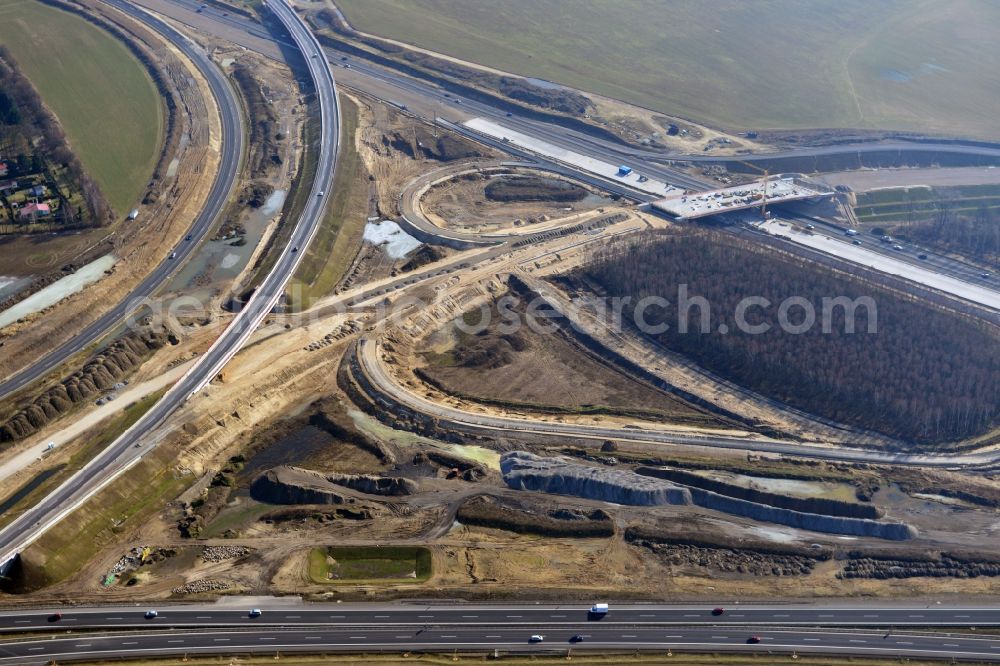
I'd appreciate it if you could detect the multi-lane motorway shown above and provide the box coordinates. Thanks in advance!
[4,602,1000,630]
[0,0,245,401]
[1,603,1000,663]
[0,0,339,570]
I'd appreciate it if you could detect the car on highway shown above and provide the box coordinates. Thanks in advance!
[169,251,177,259]
[569,634,585,643]
[506,111,513,117]
[747,635,762,644]
[852,239,862,245]
[48,613,62,622]
[292,246,299,253]
[805,223,815,230]
[918,253,928,260]
[712,607,725,616]
[893,244,904,250]
[249,608,262,618]
[318,190,325,196]
[982,272,991,278]
[144,610,158,619]
[529,635,545,643]
[185,234,193,241]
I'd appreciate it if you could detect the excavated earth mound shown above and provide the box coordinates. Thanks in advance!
[500,451,691,506]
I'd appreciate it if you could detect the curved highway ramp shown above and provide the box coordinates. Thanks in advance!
[0,0,340,572]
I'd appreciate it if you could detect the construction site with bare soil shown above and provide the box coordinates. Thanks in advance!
[2,101,998,607]
[0,2,999,664]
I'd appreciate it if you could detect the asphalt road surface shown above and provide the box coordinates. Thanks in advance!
[353,338,1000,468]
[3,603,1000,664]
[0,0,245,401]
[0,0,339,570]
[3,602,1000,630]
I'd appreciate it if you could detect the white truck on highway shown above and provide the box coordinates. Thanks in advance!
[590,602,609,615]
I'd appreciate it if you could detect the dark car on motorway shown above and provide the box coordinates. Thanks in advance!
[569,634,585,642]
[712,607,725,616]
[48,613,62,622]
[747,635,762,644]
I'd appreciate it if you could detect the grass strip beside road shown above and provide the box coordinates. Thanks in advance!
[287,95,367,310]
[0,389,166,532]
[17,422,189,587]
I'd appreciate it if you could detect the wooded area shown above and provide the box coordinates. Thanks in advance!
[583,229,999,444]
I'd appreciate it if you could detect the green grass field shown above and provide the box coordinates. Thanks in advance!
[338,0,1000,140]
[308,546,432,584]
[287,96,367,310]
[0,0,164,214]
[855,184,1000,223]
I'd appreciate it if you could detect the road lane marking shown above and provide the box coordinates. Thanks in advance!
[305,636,321,640]
[683,614,699,618]
[349,636,366,639]
[551,615,566,618]
[14,620,29,624]
[214,638,230,642]
[461,615,478,618]
[622,635,637,638]
[944,643,960,647]
[897,641,913,645]
[168,640,184,644]
[286,615,301,619]
[375,615,389,618]
[395,635,410,639]
[28,647,44,651]
[486,635,501,638]
[640,614,655,618]
[850,639,867,643]
[864,614,877,618]
[196,616,211,619]
[819,614,834,618]
[75,644,91,648]
[506,615,521,618]
[418,615,433,618]
[260,637,275,641]
[804,638,821,642]
[106,617,122,620]
[908,615,924,618]
[442,635,456,639]
[728,613,744,617]
[774,614,789,618]
[711,636,728,640]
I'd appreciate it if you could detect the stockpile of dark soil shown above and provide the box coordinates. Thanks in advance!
[841,553,1000,579]
[457,495,613,538]
[385,129,482,162]
[485,176,587,203]
[239,181,275,208]
[400,245,446,272]
[0,328,173,442]
[642,541,818,577]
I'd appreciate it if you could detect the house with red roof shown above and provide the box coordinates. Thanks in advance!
[19,202,51,220]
